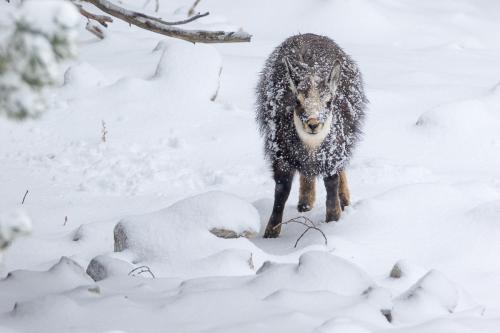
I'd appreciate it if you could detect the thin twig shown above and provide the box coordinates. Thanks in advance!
[156,12,209,26]
[21,190,29,205]
[188,0,202,17]
[274,216,328,248]
[142,0,159,13]
[101,120,107,142]
[76,4,113,27]
[128,265,156,278]
[86,21,106,39]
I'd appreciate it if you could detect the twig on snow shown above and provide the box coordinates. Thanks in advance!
[101,120,107,142]
[142,0,159,13]
[274,216,328,248]
[21,190,29,205]
[128,265,156,278]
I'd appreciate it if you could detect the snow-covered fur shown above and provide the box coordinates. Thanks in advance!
[256,34,367,177]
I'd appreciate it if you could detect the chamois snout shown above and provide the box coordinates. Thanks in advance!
[307,119,319,132]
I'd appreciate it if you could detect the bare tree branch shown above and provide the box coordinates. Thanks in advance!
[76,4,113,27]
[77,0,251,44]
[86,21,106,39]
[154,12,210,26]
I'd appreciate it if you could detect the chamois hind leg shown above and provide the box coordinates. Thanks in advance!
[263,166,295,238]
[298,174,316,212]
[324,174,341,222]
[338,170,350,211]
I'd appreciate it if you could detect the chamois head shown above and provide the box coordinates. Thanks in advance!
[283,56,341,149]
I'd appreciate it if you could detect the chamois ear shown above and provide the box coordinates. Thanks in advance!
[328,60,341,94]
[283,56,299,95]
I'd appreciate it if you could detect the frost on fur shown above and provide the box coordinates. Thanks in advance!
[0,0,79,120]
[256,34,367,177]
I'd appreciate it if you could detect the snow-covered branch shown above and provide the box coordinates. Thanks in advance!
[77,0,252,43]
[76,4,113,27]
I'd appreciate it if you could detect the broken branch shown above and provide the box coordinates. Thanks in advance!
[77,0,251,43]
[76,4,113,27]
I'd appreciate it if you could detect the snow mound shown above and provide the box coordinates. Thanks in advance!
[392,270,480,324]
[416,88,500,134]
[466,200,500,225]
[255,251,374,296]
[87,191,262,280]
[0,257,93,312]
[315,318,373,333]
[414,87,500,171]
[63,62,108,88]
[152,39,222,101]
[0,252,487,332]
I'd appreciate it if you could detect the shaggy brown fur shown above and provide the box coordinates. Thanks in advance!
[339,170,350,210]
[298,174,316,212]
[256,34,367,238]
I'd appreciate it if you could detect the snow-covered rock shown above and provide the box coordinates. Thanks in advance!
[89,191,262,279]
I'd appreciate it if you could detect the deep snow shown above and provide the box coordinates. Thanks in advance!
[1,0,500,332]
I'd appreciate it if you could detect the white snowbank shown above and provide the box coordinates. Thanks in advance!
[63,62,108,88]
[392,270,479,324]
[0,256,92,313]
[152,40,222,101]
[415,86,500,172]
[0,251,488,333]
[87,191,262,279]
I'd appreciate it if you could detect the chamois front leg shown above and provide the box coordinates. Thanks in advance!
[263,167,295,238]
[338,170,350,210]
[324,173,341,222]
[298,174,316,212]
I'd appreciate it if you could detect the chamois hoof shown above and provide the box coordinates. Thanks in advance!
[339,196,350,211]
[263,223,281,238]
[297,203,312,212]
[325,211,341,223]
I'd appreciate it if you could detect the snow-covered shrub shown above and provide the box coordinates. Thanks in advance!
[0,0,79,120]
[0,210,32,262]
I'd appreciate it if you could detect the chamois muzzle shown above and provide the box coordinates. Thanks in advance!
[306,119,320,133]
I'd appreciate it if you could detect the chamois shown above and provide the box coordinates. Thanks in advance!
[256,33,367,238]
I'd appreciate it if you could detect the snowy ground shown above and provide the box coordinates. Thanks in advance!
[1,0,500,332]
